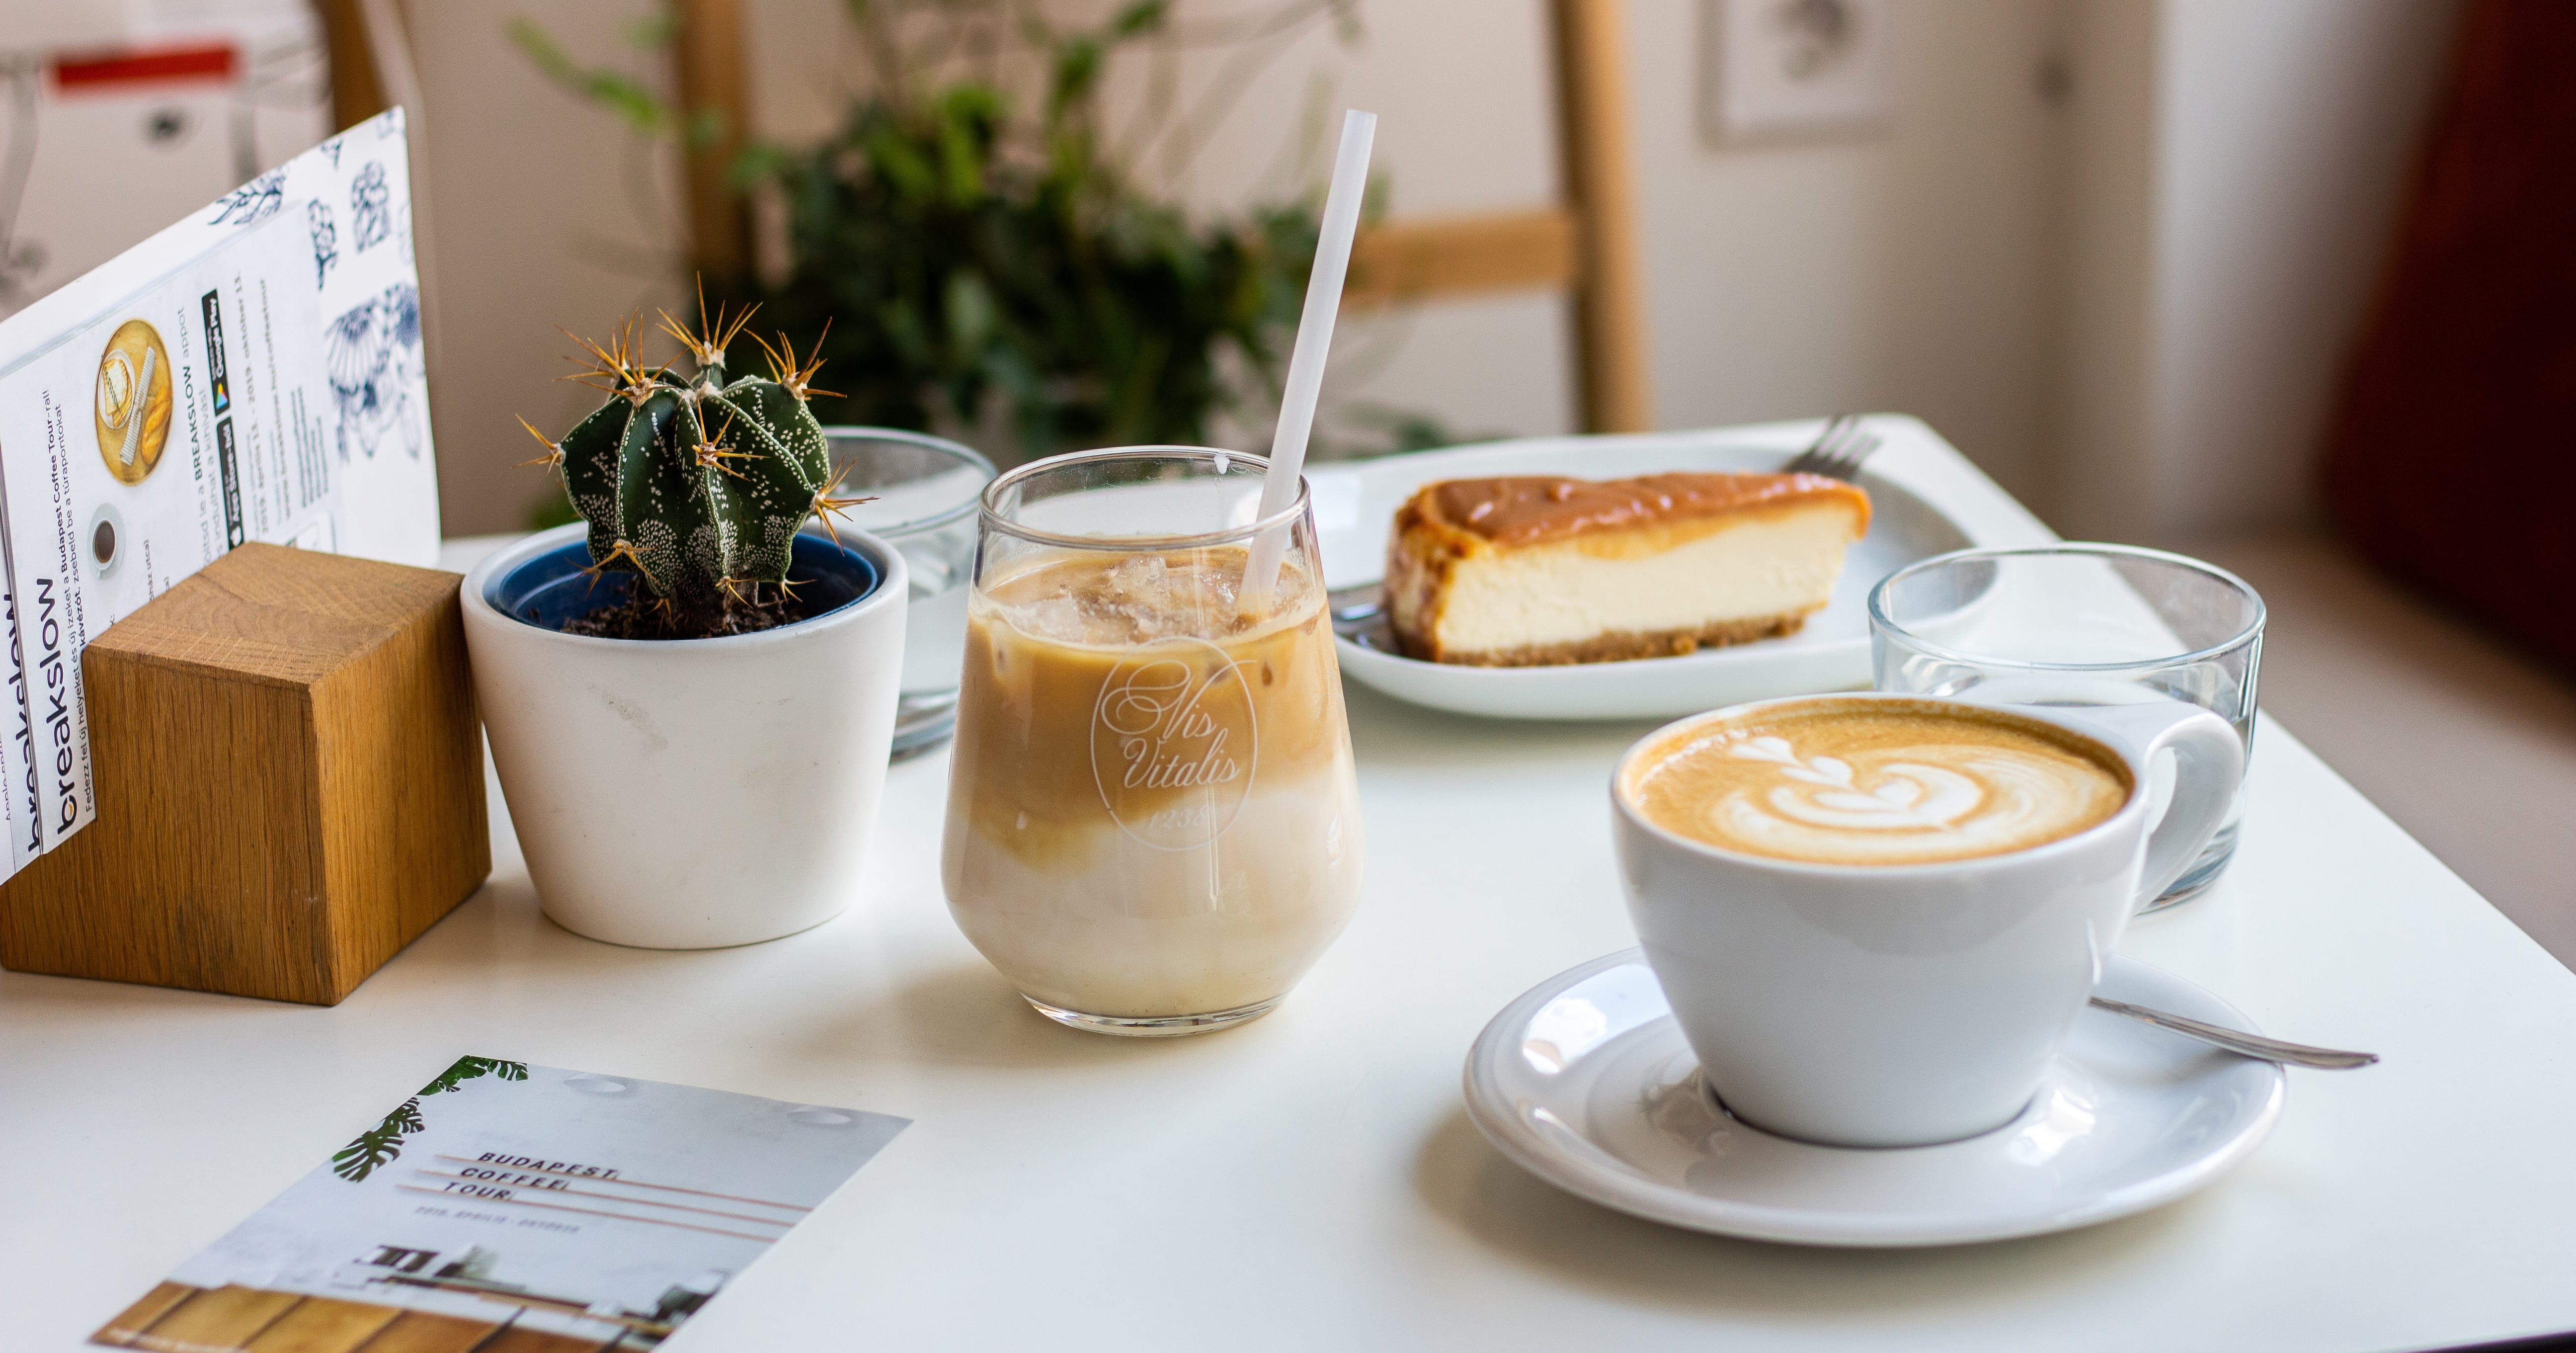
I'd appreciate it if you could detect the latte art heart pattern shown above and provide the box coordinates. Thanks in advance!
[1628,705,2132,866]
[1726,737,1985,831]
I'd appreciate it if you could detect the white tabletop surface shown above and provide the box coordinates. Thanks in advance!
[8,465,2576,1352]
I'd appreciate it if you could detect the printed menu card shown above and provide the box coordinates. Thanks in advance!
[0,108,440,877]
[90,1058,907,1350]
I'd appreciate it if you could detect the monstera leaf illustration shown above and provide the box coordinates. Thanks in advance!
[331,1098,424,1182]
[331,1058,528,1183]
[420,1057,527,1098]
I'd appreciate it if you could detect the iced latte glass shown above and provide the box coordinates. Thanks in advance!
[941,448,1364,1036]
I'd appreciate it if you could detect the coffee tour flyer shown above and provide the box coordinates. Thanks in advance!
[88,1058,908,1349]
[0,108,440,877]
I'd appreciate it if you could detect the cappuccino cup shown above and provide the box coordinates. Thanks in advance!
[1610,693,2242,1148]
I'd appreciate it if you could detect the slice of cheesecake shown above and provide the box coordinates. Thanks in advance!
[1383,472,1871,666]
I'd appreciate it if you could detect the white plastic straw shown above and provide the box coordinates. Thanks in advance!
[1241,108,1376,615]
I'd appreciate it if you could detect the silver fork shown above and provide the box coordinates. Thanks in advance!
[1781,413,1881,481]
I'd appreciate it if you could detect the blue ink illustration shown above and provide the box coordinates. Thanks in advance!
[307,200,338,288]
[323,283,426,461]
[350,162,391,252]
[207,170,285,227]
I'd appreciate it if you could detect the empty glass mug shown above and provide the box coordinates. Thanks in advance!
[940,447,1365,1035]
[1868,544,2264,910]
[815,428,994,758]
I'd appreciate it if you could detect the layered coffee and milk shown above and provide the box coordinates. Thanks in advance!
[942,546,1363,1020]
[1625,700,2130,865]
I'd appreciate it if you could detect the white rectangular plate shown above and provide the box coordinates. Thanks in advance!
[1312,416,2054,721]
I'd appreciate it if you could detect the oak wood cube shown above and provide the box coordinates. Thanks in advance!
[0,543,489,1004]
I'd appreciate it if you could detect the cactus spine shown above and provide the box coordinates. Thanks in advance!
[521,292,857,621]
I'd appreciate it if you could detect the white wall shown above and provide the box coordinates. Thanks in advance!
[2050,0,2162,539]
[397,0,2454,537]
[2054,0,2459,542]
[2150,0,2459,538]
[415,0,2077,529]
[402,0,688,536]
[1632,0,2066,506]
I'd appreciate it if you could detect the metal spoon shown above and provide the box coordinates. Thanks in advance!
[2089,996,2379,1070]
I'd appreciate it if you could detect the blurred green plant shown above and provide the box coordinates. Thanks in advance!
[511,0,1464,520]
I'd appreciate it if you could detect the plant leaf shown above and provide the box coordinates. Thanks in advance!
[330,1097,423,1183]
[505,1,1469,473]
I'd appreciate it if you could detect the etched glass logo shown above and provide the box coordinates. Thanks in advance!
[1090,641,1258,851]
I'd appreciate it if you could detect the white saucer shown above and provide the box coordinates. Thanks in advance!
[1462,950,2285,1247]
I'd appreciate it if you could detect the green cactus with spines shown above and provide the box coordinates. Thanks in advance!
[520,293,861,623]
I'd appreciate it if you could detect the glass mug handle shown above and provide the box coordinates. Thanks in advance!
[2052,702,2247,906]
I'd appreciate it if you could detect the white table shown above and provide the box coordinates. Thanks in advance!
[8,488,2576,1353]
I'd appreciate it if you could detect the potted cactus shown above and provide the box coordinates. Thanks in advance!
[460,298,909,948]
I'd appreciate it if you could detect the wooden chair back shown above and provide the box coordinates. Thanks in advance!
[319,0,1654,433]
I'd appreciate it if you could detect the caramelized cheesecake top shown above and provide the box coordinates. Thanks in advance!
[1406,472,1870,549]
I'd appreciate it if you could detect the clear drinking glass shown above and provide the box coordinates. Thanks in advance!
[940,447,1365,1035]
[814,427,994,758]
[1868,544,2264,911]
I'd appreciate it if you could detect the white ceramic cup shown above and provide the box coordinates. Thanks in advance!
[1610,693,2244,1148]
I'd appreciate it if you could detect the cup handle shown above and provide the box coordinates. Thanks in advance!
[2051,702,2247,906]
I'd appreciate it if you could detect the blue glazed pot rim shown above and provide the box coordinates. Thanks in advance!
[483,528,885,640]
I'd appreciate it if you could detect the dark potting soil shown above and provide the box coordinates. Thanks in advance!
[550,585,821,640]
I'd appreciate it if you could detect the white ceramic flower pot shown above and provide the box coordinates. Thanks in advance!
[461,524,907,948]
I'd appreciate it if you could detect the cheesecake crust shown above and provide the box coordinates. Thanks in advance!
[1391,610,1816,666]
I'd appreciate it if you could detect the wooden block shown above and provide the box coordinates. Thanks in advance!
[0,544,488,1005]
